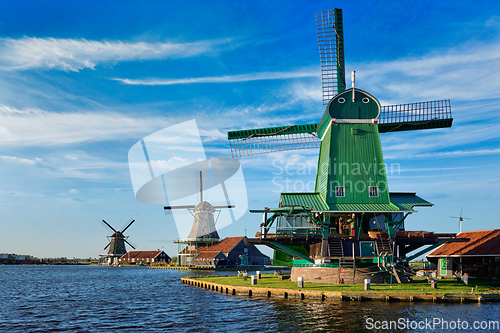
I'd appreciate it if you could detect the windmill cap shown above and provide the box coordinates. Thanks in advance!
[326,88,381,120]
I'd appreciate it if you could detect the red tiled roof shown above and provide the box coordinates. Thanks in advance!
[121,250,164,259]
[195,250,225,259]
[179,248,199,255]
[197,236,245,254]
[428,229,500,257]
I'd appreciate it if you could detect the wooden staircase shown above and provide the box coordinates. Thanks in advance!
[329,240,344,257]
[339,257,356,283]
[375,238,392,255]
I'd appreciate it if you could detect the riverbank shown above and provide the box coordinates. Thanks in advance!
[148,265,289,271]
[149,265,190,270]
[181,274,500,303]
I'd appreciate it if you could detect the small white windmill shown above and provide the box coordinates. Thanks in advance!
[450,208,471,233]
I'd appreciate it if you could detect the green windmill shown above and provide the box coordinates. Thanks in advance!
[227,8,465,283]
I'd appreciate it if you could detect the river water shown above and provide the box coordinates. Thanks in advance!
[0,265,498,332]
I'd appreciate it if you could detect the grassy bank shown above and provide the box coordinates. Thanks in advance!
[189,274,500,295]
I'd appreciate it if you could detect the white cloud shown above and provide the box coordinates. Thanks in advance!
[382,120,500,160]
[0,105,178,146]
[354,41,500,102]
[68,189,79,194]
[0,155,39,165]
[113,69,318,85]
[0,189,44,197]
[39,152,128,180]
[149,156,187,172]
[289,82,322,103]
[411,148,500,159]
[0,37,225,72]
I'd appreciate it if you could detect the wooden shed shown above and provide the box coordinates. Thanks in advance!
[427,229,500,278]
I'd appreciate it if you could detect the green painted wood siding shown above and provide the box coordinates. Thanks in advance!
[315,125,332,202]
[325,122,390,205]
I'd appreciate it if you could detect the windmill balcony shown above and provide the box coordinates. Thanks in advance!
[257,226,322,241]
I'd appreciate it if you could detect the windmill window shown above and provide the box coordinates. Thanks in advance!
[338,97,346,104]
[362,97,370,103]
[335,186,345,197]
[369,186,379,197]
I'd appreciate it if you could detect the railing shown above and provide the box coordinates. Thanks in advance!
[261,227,322,241]
[174,238,220,243]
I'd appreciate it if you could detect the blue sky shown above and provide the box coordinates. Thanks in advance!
[0,0,499,258]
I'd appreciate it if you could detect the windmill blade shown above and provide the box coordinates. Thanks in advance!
[315,8,346,104]
[125,239,136,250]
[121,219,135,233]
[227,123,320,157]
[101,220,117,233]
[378,100,453,133]
[228,100,452,157]
[164,205,196,210]
[103,242,111,250]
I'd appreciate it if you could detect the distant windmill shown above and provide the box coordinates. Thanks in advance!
[101,219,136,265]
[165,171,234,239]
[450,209,471,233]
[167,171,235,267]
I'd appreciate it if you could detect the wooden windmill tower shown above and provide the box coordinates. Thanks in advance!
[100,219,136,265]
[168,171,234,266]
[227,8,464,283]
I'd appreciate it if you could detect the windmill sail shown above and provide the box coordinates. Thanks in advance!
[379,100,452,133]
[228,100,452,157]
[228,123,320,157]
[316,8,346,104]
